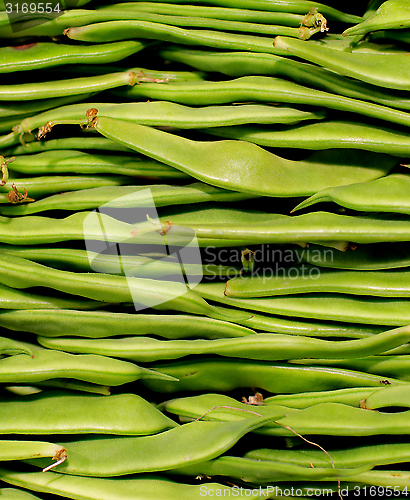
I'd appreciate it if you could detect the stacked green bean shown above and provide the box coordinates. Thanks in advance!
[2,0,410,498]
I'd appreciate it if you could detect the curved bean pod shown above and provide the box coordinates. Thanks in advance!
[0,282,102,310]
[0,391,177,435]
[27,416,274,476]
[293,242,410,270]
[196,282,410,325]
[159,46,410,111]
[6,150,188,179]
[0,41,148,73]
[0,182,256,216]
[0,488,42,499]
[77,114,396,197]
[142,357,407,393]
[0,440,65,462]
[0,309,254,339]
[0,253,248,321]
[0,468,271,500]
[0,341,177,386]
[273,34,410,91]
[0,337,32,357]
[294,173,410,214]
[225,265,410,298]
[36,325,410,362]
[344,0,410,36]
[110,75,410,129]
[362,384,410,409]
[202,120,410,156]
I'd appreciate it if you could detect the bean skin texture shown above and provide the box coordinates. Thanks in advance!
[27,416,275,476]
[225,265,410,298]
[0,469,271,500]
[0,391,177,435]
[36,325,410,362]
[78,114,396,197]
[293,173,410,215]
[0,341,178,386]
[0,488,43,500]
[141,357,408,394]
[159,46,410,111]
[0,41,148,73]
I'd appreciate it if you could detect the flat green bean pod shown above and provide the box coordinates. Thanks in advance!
[0,253,248,321]
[0,283,102,310]
[294,173,410,214]
[109,75,410,129]
[0,391,177,434]
[142,357,407,394]
[202,120,410,156]
[27,416,274,476]
[170,456,369,482]
[0,41,148,73]
[247,441,410,468]
[73,114,396,197]
[0,488,42,499]
[36,325,410,362]
[292,355,410,381]
[0,245,238,278]
[331,469,410,488]
[293,242,410,270]
[264,387,386,408]
[0,440,65,462]
[0,175,130,201]
[196,282,410,325]
[344,0,410,36]
[0,182,256,216]
[6,150,188,179]
[0,341,177,386]
[159,46,410,111]
[0,337,32,357]
[362,384,410,409]
[109,2,305,25]
[225,264,410,298]
[0,468,271,500]
[273,35,410,91]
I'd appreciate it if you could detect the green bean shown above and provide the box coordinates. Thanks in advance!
[196,281,410,325]
[291,355,410,381]
[0,391,177,435]
[159,46,410,111]
[0,468,271,500]
[0,341,177,386]
[0,7,307,39]
[36,325,410,362]
[142,358,407,393]
[293,242,410,270]
[0,440,65,462]
[264,387,385,408]
[162,393,410,436]
[23,379,111,396]
[0,283,102,310]
[0,488,42,500]
[67,113,396,197]
[6,150,189,179]
[362,384,410,409]
[334,469,410,489]
[273,34,410,91]
[0,336,32,357]
[344,0,410,37]
[202,120,410,156]
[88,0,362,23]
[170,456,369,482]
[294,173,410,215]
[0,182,256,215]
[112,2,305,25]
[0,309,254,339]
[0,41,148,73]
[27,415,274,476]
[0,175,131,201]
[109,75,410,129]
[0,252,248,321]
[225,265,410,298]
[246,442,410,469]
